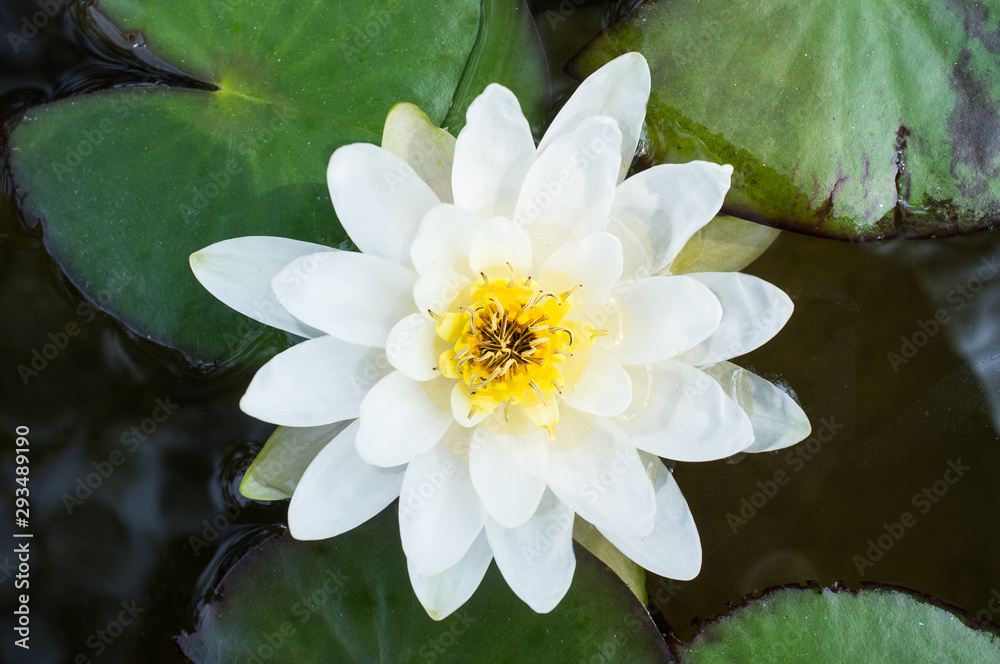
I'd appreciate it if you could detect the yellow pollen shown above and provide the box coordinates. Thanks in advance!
[435,270,605,434]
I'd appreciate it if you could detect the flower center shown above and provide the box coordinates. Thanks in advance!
[433,267,601,437]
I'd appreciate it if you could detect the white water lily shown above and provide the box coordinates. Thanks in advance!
[191,52,810,619]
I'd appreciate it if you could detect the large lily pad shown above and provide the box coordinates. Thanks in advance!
[177,508,671,663]
[571,0,1000,241]
[5,0,547,363]
[674,586,1000,663]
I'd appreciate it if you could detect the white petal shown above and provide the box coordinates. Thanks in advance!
[704,361,811,453]
[381,102,456,204]
[539,52,650,183]
[541,232,623,307]
[677,273,793,366]
[409,204,477,276]
[355,372,452,467]
[514,117,621,237]
[328,143,439,266]
[190,236,329,338]
[468,429,549,528]
[273,251,416,347]
[385,314,440,381]
[453,84,536,218]
[598,460,701,580]
[468,217,533,273]
[547,412,655,537]
[451,384,491,427]
[609,162,733,279]
[287,421,404,540]
[612,275,722,365]
[414,270,472,318]
[408,530,493,621]
[618,359,755,461]
[485,491,576,613]
[240,336,378,426]
[563,350,632,417]
[399,445,487,576]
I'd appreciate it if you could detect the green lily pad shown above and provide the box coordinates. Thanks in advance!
[5,0,547,363]
[177,508,671,663]
[675,586,1000,663]
[571,0,1000,240]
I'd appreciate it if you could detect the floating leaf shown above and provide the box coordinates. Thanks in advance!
[572,0,1000,240]
[675,586,1000,663]
[6,0,547,362]
[178,509,671,663]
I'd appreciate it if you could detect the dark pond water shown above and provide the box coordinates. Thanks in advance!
[1,1,999,662]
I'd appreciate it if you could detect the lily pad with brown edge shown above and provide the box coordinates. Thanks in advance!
[177,507,673,663]
[570,0,1000,241]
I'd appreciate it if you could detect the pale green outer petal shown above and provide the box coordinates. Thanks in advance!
[381,102,456,204]
[598,460,702,580]
[409,204,476,276]
[327,142,440,267]
[610,275,722,365]
[399,444,487,577]
[408,529,493,621]
[538,52,650,183]
[355,372,453,467]
[562,350,633,417]
[676,272,794,367]
[513,116,621,237]
[668,214,781,275]
[190,236,329,338]
[572,518,646,603]
[273,251,416,348]
[617,359,755,461]
[468,216,533,273]
[547,411,656,537]
[452,84,536,219]
[414,270,472,319]
[485,491,576,613]
[240,421,349,501]
[385,314,440,382]
[608,162,734,280]
[704,360,811,454]
[240,335,379,427]
[468,429,549,528]
[287,421,405,541]
[541,232,624,308]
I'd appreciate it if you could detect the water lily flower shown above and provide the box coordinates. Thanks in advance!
[191,52,810,619]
